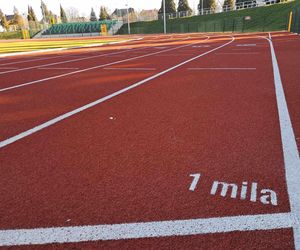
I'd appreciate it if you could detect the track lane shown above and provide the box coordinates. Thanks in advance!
[0,34,290,227]
[0,34,194,73]
[0,35,206,89]
[0,35,218,141]
[0,33,296,248]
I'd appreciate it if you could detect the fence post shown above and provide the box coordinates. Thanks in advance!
[223,19,226,32]
[288,11,293,32]
[232,19,235,32]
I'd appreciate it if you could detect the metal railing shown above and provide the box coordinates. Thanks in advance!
[200,0,294,16]
[290,7,300,33]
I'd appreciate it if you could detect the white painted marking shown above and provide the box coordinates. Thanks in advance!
[193,45,210,48]
[265,35,300,249]
[0,45,147,75]
[0,55,73,67]
[0,36,209,93]
[0,36,233,148]
[236,44,257,47]
[0,213,295,246]
[187,68,256,70]
[38,67,79,70]
[154,54,194,56]
[0,67,19,70]
[104,68,156,71]
[216,52,259,55]
[189,174,201,191]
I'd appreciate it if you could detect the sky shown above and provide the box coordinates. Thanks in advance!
[0,0,200,19]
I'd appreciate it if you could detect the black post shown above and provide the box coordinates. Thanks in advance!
[232,19,235,32]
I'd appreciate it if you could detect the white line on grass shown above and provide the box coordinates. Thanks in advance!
[265,34,300,249]
[0,36,232,148]
[187,68,256,70]
[0,213,295,246]
[0,36,209,93]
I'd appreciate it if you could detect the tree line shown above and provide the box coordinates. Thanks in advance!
[159,0,242,14]
[0,1,112,32]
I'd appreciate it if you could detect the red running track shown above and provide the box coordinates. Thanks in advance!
[0,32,299,249]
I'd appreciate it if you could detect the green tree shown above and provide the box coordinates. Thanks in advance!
[27,6,37,22]
[177,0,192,14]
[99,6,109,20]
[13,6,25,29]
[210,0,217,11]
[90,8,97,21]
[60,5,68,23]
[41,0,50,23]
[158,0,176,14]
[223,0,235,10]
[0,9,9,31]
[198,0,216,13]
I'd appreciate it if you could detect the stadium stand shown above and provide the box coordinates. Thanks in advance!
[42,20,117,35]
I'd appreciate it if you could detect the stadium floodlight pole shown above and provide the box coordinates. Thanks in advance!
[126,3,131,35]
[201,0,204,15]
[163,0,167,34]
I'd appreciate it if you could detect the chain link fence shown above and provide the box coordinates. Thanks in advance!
[290,7,300,33]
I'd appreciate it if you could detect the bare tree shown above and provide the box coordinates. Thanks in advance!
[66,7,80,22]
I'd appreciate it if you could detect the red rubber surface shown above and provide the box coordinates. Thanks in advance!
[0,32,298,249]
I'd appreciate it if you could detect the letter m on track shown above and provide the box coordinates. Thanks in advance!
[210,181,238,198]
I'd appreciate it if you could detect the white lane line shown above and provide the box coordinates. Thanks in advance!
[0,213,295,246]
[38,67,79,70]
[0,55,74,67]
[193,45,211,48]
[236,44,257,47]
[0,36,232,148]
[0,42,149,75]
[216,52,260,55]
[154,54,195,56]
[104,68,156,71]
[187,67,256,70]
[0,36,209,93]
[265,35,300,249]
[0,67,19,70]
